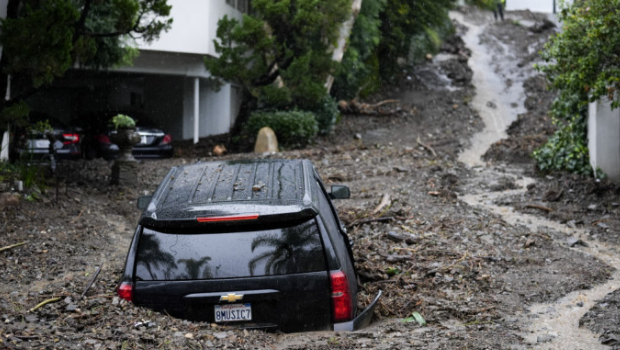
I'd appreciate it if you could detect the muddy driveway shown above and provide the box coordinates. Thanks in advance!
[1,7,619,350]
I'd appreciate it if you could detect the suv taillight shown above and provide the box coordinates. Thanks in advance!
[93,134,110,144]
[62,133,80,145]
[162,134,172,145]
[117,282,133,302]
[330,270,352,322]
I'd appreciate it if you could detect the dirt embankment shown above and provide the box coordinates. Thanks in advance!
[1,7,619,350]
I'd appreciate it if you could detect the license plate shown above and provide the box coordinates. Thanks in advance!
[214,303,252,322]
[35,140,50,149]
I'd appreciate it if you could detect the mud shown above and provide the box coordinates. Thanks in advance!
[1,6,619,350]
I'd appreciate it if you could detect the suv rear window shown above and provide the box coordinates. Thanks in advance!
[135,219,326,281]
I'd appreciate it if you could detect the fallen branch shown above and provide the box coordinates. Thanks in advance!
[417,137,437,157]
[338,99,402,116]
[29,297,61,312]
[0,241,29,253]
[525,204,554,212]
[371,194,391,215]
[347,216,394,228]
[71,209,85,224]
[592,217,609,227]
[81,266,103,298]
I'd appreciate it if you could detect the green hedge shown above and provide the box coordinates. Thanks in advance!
[309,94,340,135]
[246,110,319,149]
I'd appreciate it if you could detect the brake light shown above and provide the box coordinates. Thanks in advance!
[62,133,80,145]
[330,270,352,322]
[93,134,110,144]
[162,134,172,145]
[197,214,259,223]
[117,282,133,302]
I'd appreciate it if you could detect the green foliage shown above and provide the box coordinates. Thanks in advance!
[0,1,78,88]
[245,110,319,149]
[0,0,172,89]
[409,25,450,64]
[464,0,496,11]
[0,101,30,132]
[205,0,352,110]
[31,119,53,135]
[110,114,136,129]
[533,0,620,176]
[376,0,454,82]
[332,0,386,101]
[532,113,592,175]
[537,0,620,108]
[307,94,340,136]
[403,311,427,326]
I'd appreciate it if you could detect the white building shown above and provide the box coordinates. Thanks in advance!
[505,0,573,13]
[25,0,248,143]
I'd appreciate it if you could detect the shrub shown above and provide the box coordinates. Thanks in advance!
[308,94,340,135]
[532,114,592,176]
[245,110,318,149]
[110,114,136,129]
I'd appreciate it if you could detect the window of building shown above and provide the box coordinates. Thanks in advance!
[226,0,249,13]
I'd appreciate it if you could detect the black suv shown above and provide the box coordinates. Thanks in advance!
[117,159,381,332]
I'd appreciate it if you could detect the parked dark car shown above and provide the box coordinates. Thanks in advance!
[12,112,82,162]
[79,113,173,160]
[117,159,381,332]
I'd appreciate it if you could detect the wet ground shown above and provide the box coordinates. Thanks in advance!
[1,6,619,350]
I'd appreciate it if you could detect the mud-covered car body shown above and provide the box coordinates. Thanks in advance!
[117,159,381,332]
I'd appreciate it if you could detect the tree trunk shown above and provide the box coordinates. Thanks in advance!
[325,0,363,92]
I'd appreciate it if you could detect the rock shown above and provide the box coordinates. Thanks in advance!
[254,127,278,153]
[386,231,418,244]
[213,332,229,339]
[213,144,227,156]
[537,334,555,343]
[567,237,587,247]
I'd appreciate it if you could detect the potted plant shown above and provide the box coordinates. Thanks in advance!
[110,114,136,130]
[109,114,140,186]
[109,114,140,160]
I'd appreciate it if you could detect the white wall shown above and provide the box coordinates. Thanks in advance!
[588,99,620,181]
[138,0,243,57]
[181,79,232,140]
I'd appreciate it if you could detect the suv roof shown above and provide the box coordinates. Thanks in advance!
[140,159,319,228]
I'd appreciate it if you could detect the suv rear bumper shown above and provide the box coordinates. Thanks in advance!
[333,290,382,331]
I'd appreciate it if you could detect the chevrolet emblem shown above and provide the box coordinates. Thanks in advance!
[220,293,244,303]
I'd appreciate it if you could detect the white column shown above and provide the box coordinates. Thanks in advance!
[194,77,200,144]
[588,98,620,181]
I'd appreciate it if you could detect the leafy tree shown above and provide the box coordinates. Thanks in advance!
[204,0,352,110]
[0,0,173,132]
[538,0,620,109]
[533,0,617,175]
[331,0,386,101]
[376,0,454,82]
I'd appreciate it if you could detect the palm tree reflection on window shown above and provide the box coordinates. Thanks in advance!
[178,256,213,279]
[136,232,178,280]
[248,220,323,276]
